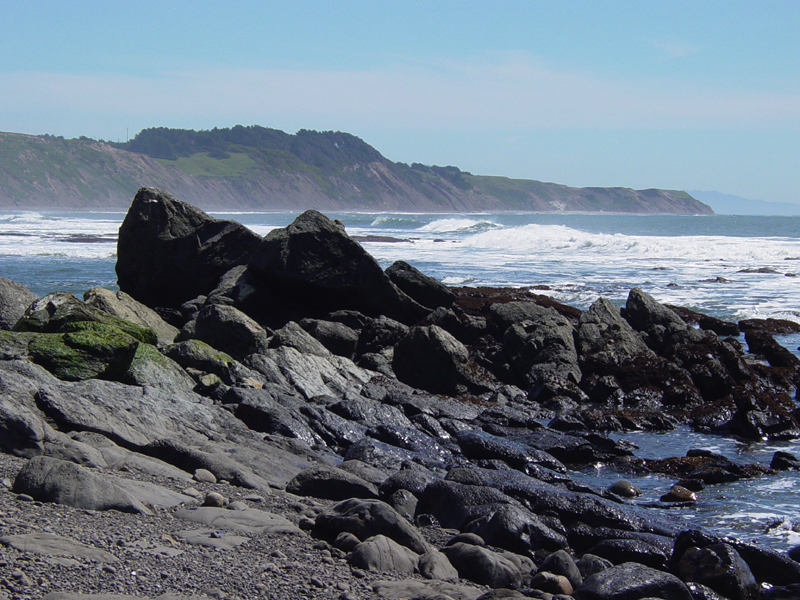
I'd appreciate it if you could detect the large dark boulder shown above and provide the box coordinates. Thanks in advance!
[313,498,429,554]
[116,187,262,310]
[286,464,379,501]
[393,325,496,395]
[677,543,759,600]
[13,456,151,514]
[574,562,692,600]
[443,542,525,589]
[247,209,429,324]
[623,287,688,352]
[386,260,455,309]
[577,297,652,367]
[501,305,580,386]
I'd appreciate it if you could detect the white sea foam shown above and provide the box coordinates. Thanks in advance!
[418,218,500,234]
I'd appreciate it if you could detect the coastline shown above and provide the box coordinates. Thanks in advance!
[1,189,799,599]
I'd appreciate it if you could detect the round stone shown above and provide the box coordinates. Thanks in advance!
[608,480,642,498]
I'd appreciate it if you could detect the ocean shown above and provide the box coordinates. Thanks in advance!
[2,209,800,549]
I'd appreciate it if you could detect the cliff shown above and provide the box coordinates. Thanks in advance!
[0,126,713,214]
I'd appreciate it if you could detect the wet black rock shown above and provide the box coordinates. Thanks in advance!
[116,187,262,310]
[247,209,429,324]
[386,260,455,309]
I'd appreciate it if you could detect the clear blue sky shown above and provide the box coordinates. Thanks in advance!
[2,1,799,203]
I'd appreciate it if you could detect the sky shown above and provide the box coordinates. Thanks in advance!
[1,1,799,204]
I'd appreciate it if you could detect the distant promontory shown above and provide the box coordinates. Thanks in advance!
[0,126,712,214]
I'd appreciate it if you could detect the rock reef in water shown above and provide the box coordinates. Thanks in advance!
[0,187,797,600]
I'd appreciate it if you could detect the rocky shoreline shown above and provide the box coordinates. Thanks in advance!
[1,187,799,600]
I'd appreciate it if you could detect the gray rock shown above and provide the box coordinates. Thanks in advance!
[69,432,192,481]
[0,275,38,330]
[228,386,323,448]
[0,532,118,563]
[574,562,692,600]
[116,187,262,310]
[355,315,408,356]
[84,288,179,345]
[286,465,380,500]
[269,321,331,356]
[387,489,419,520]
[314,497,429,554]
[538,549,583,590]
[173,506,301,535]
[419,548,459,580]
[246,346,375,400]
[187,304,270,360]
[443,542,524,589]
[530,571,574,595]
[349,534,419,573]
[193,468,217,483]
[12,456,151,514]
[299,318,359,357]
[372,579,484,600]
[393,325,495,395]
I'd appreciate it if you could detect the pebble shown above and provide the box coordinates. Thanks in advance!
[608,479,642,498]
[298,517,315,530]
[194,469,217,484]
[270,550,287,560]
[661,484,698,502]
[310,576,325,588]
[203,492,228,507]
[182,487,203,499]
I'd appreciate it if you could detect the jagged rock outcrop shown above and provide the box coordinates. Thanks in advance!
[247,209,429,325]
[116,187,262,310]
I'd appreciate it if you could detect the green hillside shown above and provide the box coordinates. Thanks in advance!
[0,126,714,214]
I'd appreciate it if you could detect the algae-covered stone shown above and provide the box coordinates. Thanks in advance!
[16,292,158,345]
[124,343,196,391]
[84,287,179,345]
[164,339,240,384]
[28,325,139,382]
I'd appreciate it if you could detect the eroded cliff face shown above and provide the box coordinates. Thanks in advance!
[0,131,713,214]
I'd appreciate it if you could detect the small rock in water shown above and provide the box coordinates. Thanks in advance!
[661,484,698,503]
[608,479,642,498]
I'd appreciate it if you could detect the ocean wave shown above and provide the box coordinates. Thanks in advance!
[418,218,501,234]
[462,224,800,262]
[369,216,425,228]
[441,275,476,285]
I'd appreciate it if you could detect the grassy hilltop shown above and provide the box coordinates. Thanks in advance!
[0,125,712,213]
